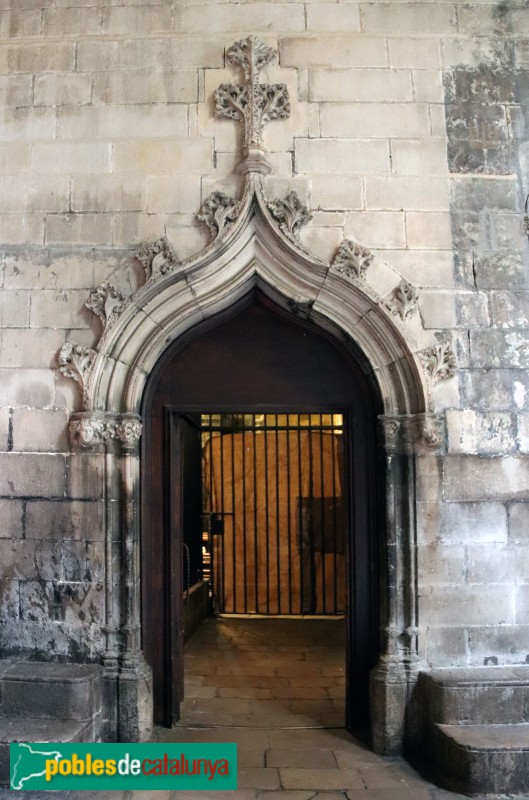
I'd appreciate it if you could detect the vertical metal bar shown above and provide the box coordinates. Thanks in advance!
[252,414,259,613]
[241,422,248,614]
[208,414,216,611]
[231,420,237,614]
[219,419,225,614]
[319,413,326,613]
[286,414,293,614]
[275,414,281,615]
[297,414,303,614]
[264,415,270,614]
[307,416,315,614]
[331,419,338,614]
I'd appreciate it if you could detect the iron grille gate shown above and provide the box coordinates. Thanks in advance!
[201,413,346,616]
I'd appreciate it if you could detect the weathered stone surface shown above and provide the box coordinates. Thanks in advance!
[461,369,529,411]
[0,499,23,539]
[0,453,66,498]
[19,580,104,626]
[11,408,69,453]
[470,330,529,370]
[444,456,529,502]
[508,503,529,542]
[25,499,105,542]
[439,501,508,543]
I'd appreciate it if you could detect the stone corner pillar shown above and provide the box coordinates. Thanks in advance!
[68,410,153,743]
[371,413,446,755]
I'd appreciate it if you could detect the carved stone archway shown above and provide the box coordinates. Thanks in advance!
[57,37,456,751]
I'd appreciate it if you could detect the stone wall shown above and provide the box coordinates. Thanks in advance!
[0,0,528,672]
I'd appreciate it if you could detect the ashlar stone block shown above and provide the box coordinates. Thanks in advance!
[280,36,387,68]
[309,68,413,103]
[444,456,529,502]
[419,585,514,626]
[0,453,66,498]
[34,73,92,107]
[295,138,389,174]
[509,503,529,542]
[57,105,188,141]
[92,70,198,105]
[0,499,24,539]
[25,500,105,542]
[11,408,69,453]
[319,102,430,139]
[440,501,508,543]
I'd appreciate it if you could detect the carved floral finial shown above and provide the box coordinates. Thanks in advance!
[58,341,96,403]
[196,192,241,241]
[136,237,179,284]
[388,279,418,323]
[331,239,374,280]
[267,191,312,241]
[418,336,457,385]
[215,36,290,172]
[85,281,126,331]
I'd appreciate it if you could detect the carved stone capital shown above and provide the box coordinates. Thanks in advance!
[267,191,312,241]
[85,281,127,331]
[69,412,142,452]
[58,341,96,405]
[418,336,457,386]
[387,279,418,323]
[379,413,446,454]
[401,414,446,453]
[136,237,180,284]
[331,239,374,281]
[196,191,241,240]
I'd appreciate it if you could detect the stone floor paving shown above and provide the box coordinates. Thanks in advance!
[0,617,486,800]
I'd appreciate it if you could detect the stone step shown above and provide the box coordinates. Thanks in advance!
[432,722,529,796]
[421,666,529,725]
[0,717,97,788]
[0,661,102,722]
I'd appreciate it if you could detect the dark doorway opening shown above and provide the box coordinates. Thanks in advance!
[141,294,383,732]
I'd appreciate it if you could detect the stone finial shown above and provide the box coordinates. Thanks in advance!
[331,239,374,280]
[136,237,180,283]
[85,281,127,331]
[418,337,457,385]
[196,191,242,241]
[215,36,290,173]
[58,341,96,404]
[388,279,418,323]
[267,191,312,241]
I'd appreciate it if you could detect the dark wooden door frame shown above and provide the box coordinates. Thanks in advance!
[141,297,383,730]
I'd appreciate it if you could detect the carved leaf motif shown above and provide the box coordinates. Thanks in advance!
[136,237,179,283]
[69,414,142,450]
[226,36,276,82]
[418,338,457,384]
[58,341,96,397]
[389,279,418,323]
[116,418,143,450]
[331,239,374,280]
[267,191,312,240]
[196,192,241,240]
[85,281,126,330]
[215,84,248,122]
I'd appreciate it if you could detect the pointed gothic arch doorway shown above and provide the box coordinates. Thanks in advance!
[141,292,384,732]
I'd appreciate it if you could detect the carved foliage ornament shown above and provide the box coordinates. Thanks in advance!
[85,281,127,331]
[215,36,290,156]
[388,279,418,323]
[418,337,457,385]
[197,192,241,240]
[136,236,180,283]
[331,239,374,281]
[267,191,312,241]
[58,341,96,402]
[69,413,142,450]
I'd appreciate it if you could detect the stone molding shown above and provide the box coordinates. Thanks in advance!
[69,412,142,451]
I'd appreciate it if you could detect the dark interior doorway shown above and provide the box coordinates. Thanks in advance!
[141,294,383,731]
